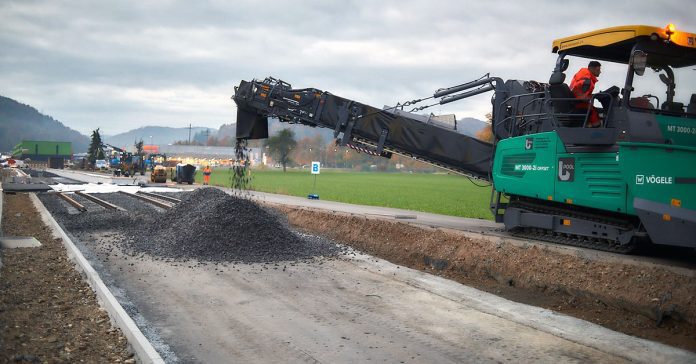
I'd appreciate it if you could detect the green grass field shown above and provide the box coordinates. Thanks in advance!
[197,168,493,219]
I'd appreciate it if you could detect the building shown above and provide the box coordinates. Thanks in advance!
[12,140,72,161]
[157,144,266,167]
[143,144,159,154]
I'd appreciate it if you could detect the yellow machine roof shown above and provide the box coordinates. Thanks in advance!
[552,25,696,67]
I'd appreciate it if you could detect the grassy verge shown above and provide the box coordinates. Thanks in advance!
[198,168,493,219]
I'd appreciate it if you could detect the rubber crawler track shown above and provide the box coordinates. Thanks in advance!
[508,197,639,254]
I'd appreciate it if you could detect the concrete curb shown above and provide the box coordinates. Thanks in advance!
[30,193,165,364]
[1,183,3,272]
[1,183,4,238]
[350,253,696,364]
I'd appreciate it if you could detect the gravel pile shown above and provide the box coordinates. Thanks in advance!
[40,188,343,264]
[121,188,342,263]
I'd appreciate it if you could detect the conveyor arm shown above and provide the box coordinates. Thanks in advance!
[232,77,493,180]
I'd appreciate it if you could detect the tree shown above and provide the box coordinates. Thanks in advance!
[134,139,144,156]
[87,128,105,164]
[266,128,297,172]
[292,134,326,167]
[475,113,494,143]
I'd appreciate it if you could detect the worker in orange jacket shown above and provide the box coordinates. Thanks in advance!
[570,60,602,127]
[203,165,212,185]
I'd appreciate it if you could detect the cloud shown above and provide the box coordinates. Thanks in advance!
[1,0,694,135]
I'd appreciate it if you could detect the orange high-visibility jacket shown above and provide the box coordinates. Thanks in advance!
[569,68,600,126]
[569,68,598,102]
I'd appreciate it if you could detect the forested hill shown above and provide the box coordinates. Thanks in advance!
[104,126,211,147]
[0,96,90,153]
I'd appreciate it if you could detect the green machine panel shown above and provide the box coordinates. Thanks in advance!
[494,132,628,214]
[657,114,696,148]
[492,132,558,201]
[554,152,626,213]
[620,142,696,213]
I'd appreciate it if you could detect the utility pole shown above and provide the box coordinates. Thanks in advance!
[188,124,192,145]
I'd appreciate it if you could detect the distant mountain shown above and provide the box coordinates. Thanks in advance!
[104,126,210,149]
[217,123,236,139]
[0,96,90,153]
[456,117,488,137]
[105,113,487,151]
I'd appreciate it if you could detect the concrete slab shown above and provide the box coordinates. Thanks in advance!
[0,236,42,248]
[1,182,52,192]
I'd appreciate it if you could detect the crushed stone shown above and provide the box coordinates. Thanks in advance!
[40,188,343,264]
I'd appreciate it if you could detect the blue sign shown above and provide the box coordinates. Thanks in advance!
[311,161,320,174]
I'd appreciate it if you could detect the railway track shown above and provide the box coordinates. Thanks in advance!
[56,192,86,212]
[136,191,182,204]
[118,191,174,209]
[76,191,126,211]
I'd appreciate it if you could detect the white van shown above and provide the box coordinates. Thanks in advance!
[95,159,108,170]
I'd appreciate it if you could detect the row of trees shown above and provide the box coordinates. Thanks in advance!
[265,117,493,172]
[264,128,439,173]
[173,125,237,147]
[172,133,239,147]
[90,117,490,172]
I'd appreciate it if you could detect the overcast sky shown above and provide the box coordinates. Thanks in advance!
[1,0,694,135]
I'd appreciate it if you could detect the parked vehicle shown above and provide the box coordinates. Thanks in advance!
[174,163,196,184]
[95,159,108,170]
[150,165,168,183]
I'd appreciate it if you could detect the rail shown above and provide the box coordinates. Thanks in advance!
[75,191,126,211]
[118,191,173,209]
[136,191,182,204]
[56,192,87,212]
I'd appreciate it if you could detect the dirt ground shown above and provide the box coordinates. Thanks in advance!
[2,187,694,361]
[281,206,696,352]
[0,193,133,363]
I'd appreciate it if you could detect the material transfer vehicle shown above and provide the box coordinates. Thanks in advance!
[233,25,696,253]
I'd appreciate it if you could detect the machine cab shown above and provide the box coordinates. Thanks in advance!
[546,24,696,147]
